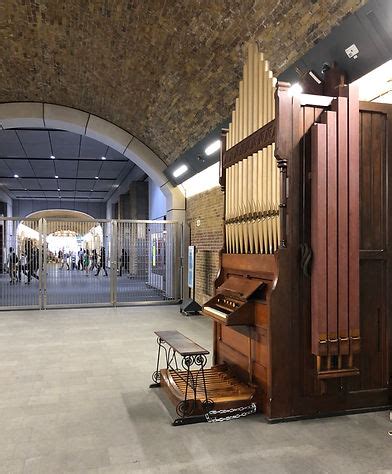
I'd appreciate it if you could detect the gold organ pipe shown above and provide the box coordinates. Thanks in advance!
[239,81,244,142]
[248,154,254,253]
[247,43,254,135]
[253,47,259,134]
[252,152,259,253]
[243,60,249,139]
[238,161,244,253]
[225,168,230,252]
[234,163,239,253]
[258,53,265,129]
[242,158,249,253]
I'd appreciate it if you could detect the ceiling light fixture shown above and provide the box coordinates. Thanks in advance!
[50,155,55,159]
[101,156,106,160]
[288,83,303,97]
[95,176,99,179]
[55,175,59,179]
[172,164,188,178]
[13,174,19,178]
[205,140,221,156]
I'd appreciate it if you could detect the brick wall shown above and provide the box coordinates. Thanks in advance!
[186,187,224,305]
[0,1,365,165]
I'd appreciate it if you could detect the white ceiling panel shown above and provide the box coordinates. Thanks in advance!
[19,178,39,189]
[50,131,81,158]
[93,180,113,191]
[91,192,107,199]
[80,136,107,158]
[45,190,60,198]
[31,160,56,178]
[5,159,34,176]
[13,191,31,198]
[77,180,95,191]
[38,178,57,189]
[75,191,90,198]
[55,160,78,177]
[100,161,127,179]
[77,161,101,178]
[59,179,76,191]
[1,178,22,189]
[0,130,26,157]
[0,160,12,175]
[28,190,47,198]
[60,191,76,198]
[17,130,51,158]
[106,147,128,161]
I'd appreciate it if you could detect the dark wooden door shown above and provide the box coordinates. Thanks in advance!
[349,102,392,398]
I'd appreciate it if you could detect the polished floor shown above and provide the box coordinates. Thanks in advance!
[0,306,391,474]
[0,264,169,308]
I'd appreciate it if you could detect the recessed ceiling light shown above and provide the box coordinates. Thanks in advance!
[172,164,188,178]
[50,155,55,159]
[95,176,99,179]
[101,156,106,160]
[55,175,59,179]
[57,188,60,191]
[13,174,19,178]
[205,140,221,156]
[90,189,94,192]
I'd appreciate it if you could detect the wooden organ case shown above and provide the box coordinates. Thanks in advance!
[202,43,391,421]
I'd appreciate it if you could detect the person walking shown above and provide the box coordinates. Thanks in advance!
[95,246,108,276]
[77,248,83,270]
[83,249,90,276]
[8,247,18,284]
[90,249,98,272]
[119,248,128,277]
[19,252,27,282]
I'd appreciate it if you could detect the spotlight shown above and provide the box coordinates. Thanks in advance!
[172,164,188,178]
[50,155,55,159]
[101,156,106,160]
[95,176,99,179]
[55,175,59,179]
[13,174,19,178]
[205,140,221,156]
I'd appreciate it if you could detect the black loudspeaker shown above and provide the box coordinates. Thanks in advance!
[180,298,202,316]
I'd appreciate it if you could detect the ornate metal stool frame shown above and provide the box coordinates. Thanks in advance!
[150,335,212,426]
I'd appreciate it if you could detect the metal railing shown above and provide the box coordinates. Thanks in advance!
[0,217,181,310]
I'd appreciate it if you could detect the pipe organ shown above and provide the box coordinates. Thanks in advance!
[200,42,391,421]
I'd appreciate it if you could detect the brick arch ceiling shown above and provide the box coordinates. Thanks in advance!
[0,0,364,164]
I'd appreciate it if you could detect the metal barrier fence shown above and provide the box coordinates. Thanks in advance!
[0,217,181,309]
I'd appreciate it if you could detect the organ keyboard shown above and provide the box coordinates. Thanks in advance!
[202,275,266,326]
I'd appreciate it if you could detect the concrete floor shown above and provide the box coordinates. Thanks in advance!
[0,306,391,474]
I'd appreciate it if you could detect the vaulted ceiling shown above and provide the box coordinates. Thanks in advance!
[0,0,365,165]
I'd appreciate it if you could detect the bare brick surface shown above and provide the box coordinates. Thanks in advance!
[186,186,224,305]
[0,1,365,164]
